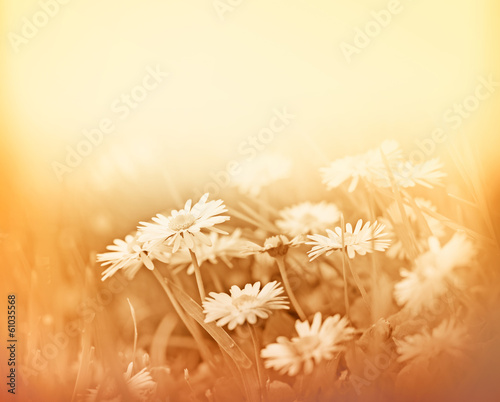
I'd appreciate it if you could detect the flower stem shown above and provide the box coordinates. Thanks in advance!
[341,249,350,320]
[189,249,206,302]
[247,323,266,400]
[365,180,379,322]
[313,261,337,313]
[340,214,350,319]
[345,256,371,312]
[276,256,307,321]
[208,266,224,293]
[290,255,336,313]
[151,267,213,365]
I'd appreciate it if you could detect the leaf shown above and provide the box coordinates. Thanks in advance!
[127,298,138,365]
[168,281,253,369]
[416,203,496,246]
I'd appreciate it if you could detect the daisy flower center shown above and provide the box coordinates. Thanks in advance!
[130,244,143,256]
[294,335,322,356]
[169,213,196,231]
[264,236,282,248]
[232,294,257,310]
[264,235,290,257]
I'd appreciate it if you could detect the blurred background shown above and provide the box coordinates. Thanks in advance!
[1,0,499,399]
[1,0,500,225]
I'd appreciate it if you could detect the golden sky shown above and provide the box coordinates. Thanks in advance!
[1,0,499,204]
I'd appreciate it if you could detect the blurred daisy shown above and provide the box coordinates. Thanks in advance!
[396,319,469,368]
[261,312,354,376]
[276,201,341,237]
[374,158,446,189]
[394,234,476,314]
[243,234,307,319]
[125,364,157,402]
[203,281,289,330]
[231,153,292,196]
[382,198,445,260]
[97,233,155,281]
[170,229,248,274]
[306,220,390,260]
[242,234,303,258]
[320,140,402,192]
[138,193,230,253]
[84,362,156,402]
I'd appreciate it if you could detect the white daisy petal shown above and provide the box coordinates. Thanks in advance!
[307,220,390,260]
[320,140,402,192]
[97,233,156,280]
[275,202,341,236]
[261,312,354,376]
[231,153,292,196]
[137,194,230,255]
[203,281,289,329]
[394,234,476,314]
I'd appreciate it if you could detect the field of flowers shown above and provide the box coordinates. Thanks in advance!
[45,139,498,401]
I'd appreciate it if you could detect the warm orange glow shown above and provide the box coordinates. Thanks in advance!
[1,1,499,401]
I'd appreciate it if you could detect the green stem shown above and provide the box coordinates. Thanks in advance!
[276,256,307,321]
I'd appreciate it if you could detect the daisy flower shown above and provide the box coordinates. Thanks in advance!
[138,193,230,253]
[382,198,445,260]
[97,233,155,281]
[396,319,469,368]
[320,140,402,192]
[84,362,157,402]
[374,158,446,189]
[125,365,157,402]
[170,229,248,274]
[231,153,292,196]
[306,220,390,260]
[276,201,341,237]
[394,234,476,314]
[261,312,354,376]
[243,234,307,320]
[242,234,303,258]
[203,281,289,330]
